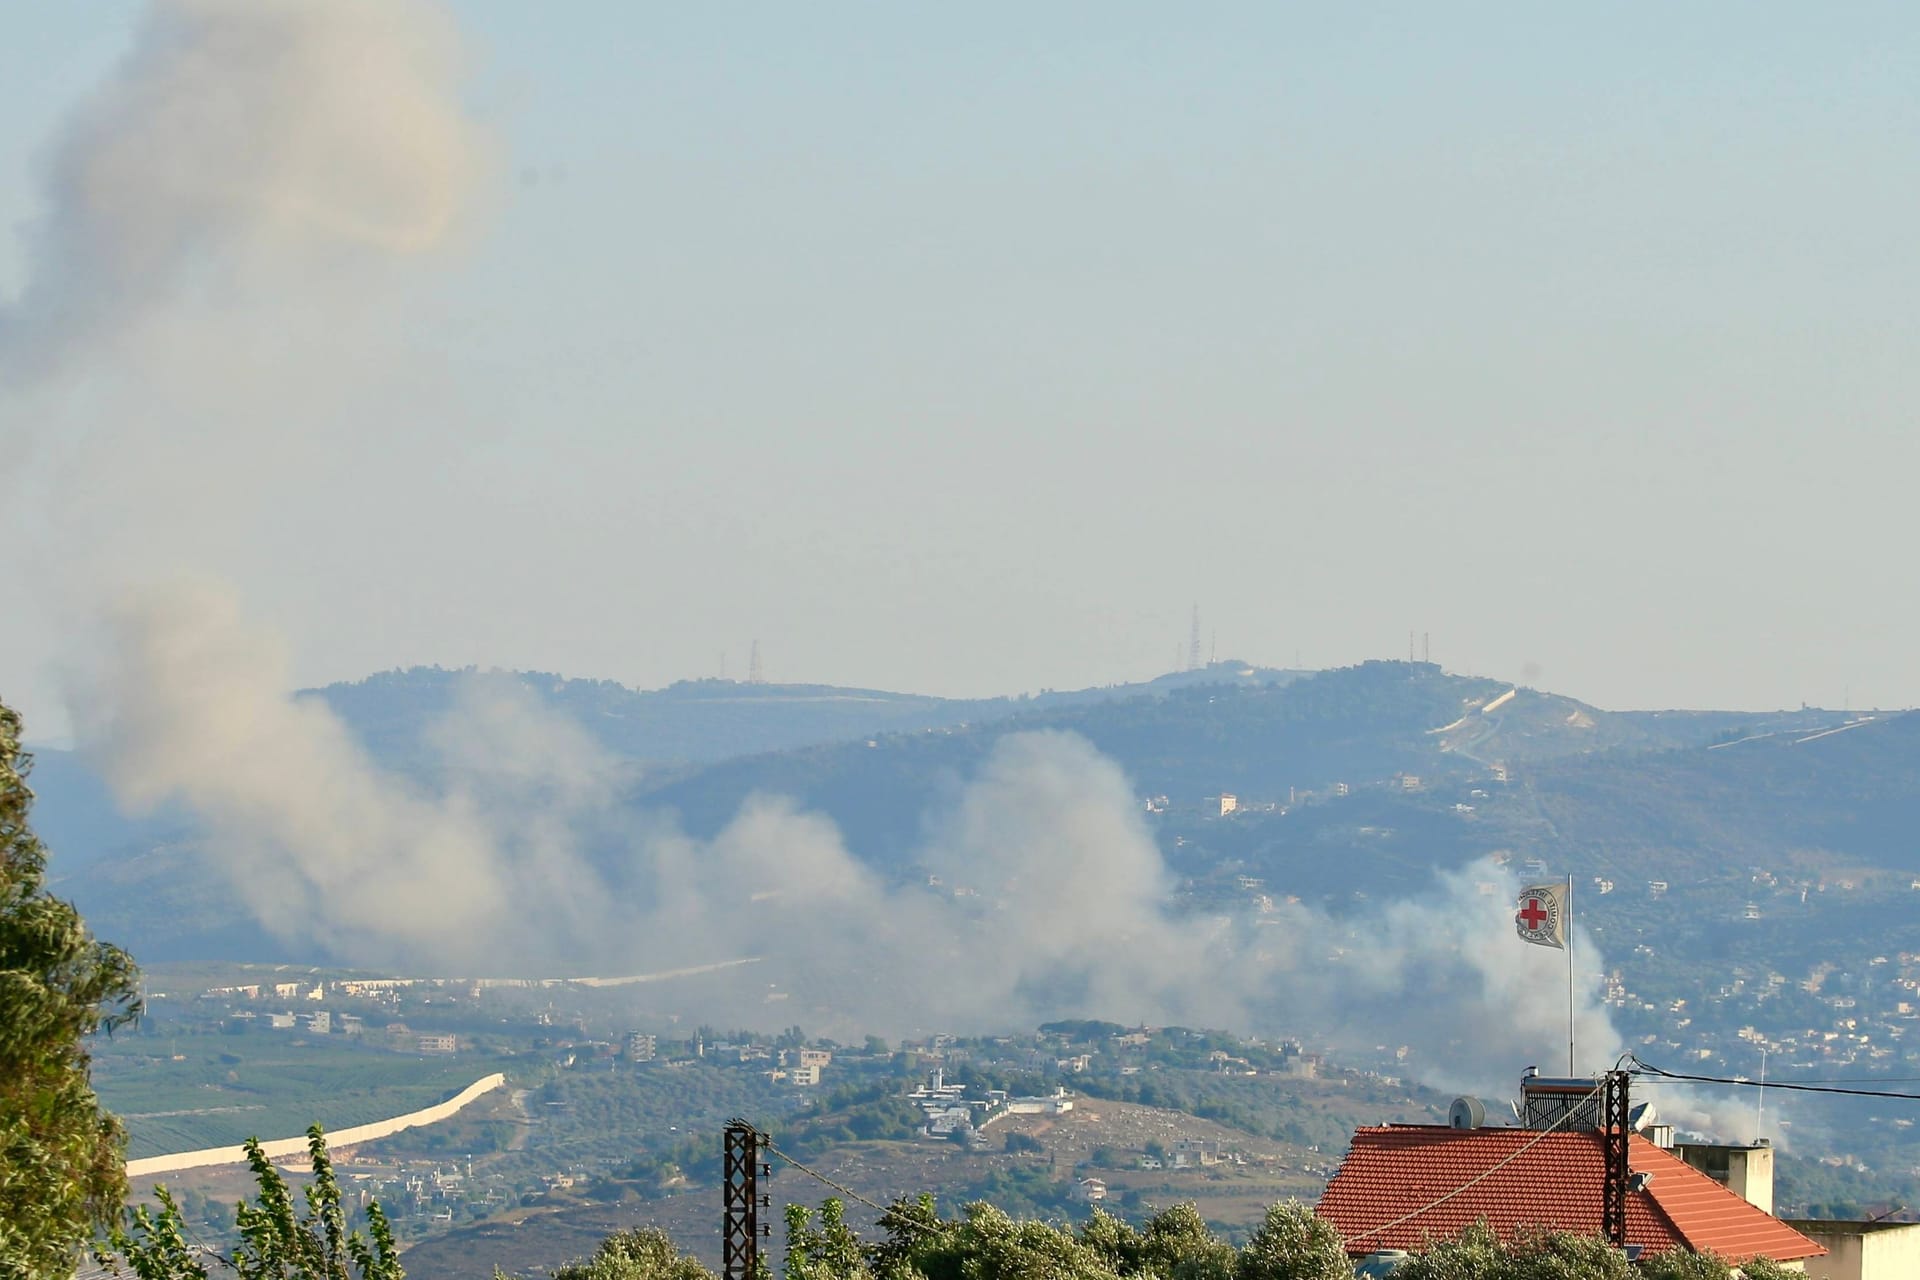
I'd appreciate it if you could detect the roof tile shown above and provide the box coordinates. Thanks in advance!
[1315,1126,1823,1263]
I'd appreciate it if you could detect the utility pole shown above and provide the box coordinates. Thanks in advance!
[1601,1071,1630,1248]
[722,1120,764,1280]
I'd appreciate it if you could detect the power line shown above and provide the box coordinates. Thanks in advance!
[1345,1081,1606,1244]
[1629,1055,1920,1102]
[759,1138,941,1235]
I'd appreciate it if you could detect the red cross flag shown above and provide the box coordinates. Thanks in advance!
[1515,883,1566,949]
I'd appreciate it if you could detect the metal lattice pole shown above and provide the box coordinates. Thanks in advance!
[723,1119,760,1280]
[1601,1070,1630,1248]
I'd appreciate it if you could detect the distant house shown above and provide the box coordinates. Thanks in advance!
[416,1033,457,1054]
[1172,1137,1232,1166]
[1072,1178,1108,1203]
[1004,1089,1074,1116]
[1316,1125,1823,1267]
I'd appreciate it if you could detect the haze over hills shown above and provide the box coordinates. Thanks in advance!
[41,656,1875,976]
[38,654,1920,1159]
[306,661,1308,769]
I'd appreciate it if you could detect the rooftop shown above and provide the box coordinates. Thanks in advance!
[1317,1126,1824,1264]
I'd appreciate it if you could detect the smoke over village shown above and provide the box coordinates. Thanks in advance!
[1,3,1911,1276]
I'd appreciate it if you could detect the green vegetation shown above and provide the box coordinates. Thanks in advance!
[94,1040,482,1158]
[109,1126,401,1279]
[527,1195,1801,1280]
[542,1228,715,1280]
[0,698,142,1278]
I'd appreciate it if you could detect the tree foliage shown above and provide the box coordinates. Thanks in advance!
[109,1125,402,1280]
[539,1226,717,1280]
[0,698,141,1279]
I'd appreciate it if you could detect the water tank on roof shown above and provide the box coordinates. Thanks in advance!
[1448,1096,1486,1129]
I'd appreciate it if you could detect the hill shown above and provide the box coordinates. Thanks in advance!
[40,659,1864,963]
[307,662,1308,770]
[618,661,1820,867]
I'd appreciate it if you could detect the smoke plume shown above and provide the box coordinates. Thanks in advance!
[19,0,1623,1102]
[0,0,485,384]
[74,584,1621,1094]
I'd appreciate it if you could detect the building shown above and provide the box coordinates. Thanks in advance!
[1317,1124,1824,1267]
[305,1011,331,1034]
[797,1048,832,1070]
[1071,1178,1108,1203]
[625,1032,657,1062]
[1217,793,1239,816]
[1789,1219,1920,1280]
[416,1033,457,1054]
[1004,1088,1074,1116]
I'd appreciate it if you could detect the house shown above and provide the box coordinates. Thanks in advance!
[1788,1218,1920,1280]
[1072,1178,1108,1203]
[1316,1124,1824,1267]
[416,1033,457,1054]
[1004,1088,1075,1115]
[1171,1137,1232,1166]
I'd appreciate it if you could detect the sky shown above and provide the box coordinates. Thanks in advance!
[3,2,1918,736]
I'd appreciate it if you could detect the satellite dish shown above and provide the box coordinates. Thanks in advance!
[1630,1102,1658,1132]
[1449,1096,1487,1130]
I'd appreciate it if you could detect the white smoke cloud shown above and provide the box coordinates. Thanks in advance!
[15,0,1625,1104]
[0,0,487,384]
[72,583,1620,1095]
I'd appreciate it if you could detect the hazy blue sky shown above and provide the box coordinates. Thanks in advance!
[3,3,1917,730]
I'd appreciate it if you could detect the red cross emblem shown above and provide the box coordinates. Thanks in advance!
[1518,898,1550,930]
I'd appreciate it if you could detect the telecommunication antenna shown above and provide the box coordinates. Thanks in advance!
[748,640,764,685]
[1188,606,1202,671]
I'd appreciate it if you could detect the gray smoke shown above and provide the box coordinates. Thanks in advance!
[22,0,1624,1102]
[74,583,1621,1094]
[0,0,486,384]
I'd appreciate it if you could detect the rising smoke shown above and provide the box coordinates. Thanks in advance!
[0,0,485,384]
[14,1,1626,1102]
[75,580,1624,1094]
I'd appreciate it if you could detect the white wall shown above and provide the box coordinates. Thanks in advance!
[125,1072,506,1178]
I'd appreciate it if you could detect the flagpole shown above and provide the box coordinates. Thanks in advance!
[1567,872,1576,1076]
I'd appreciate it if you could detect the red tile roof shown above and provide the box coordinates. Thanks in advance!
[1316,1126,1824,1263]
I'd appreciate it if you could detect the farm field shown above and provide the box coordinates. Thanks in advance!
[93,1033,489,1158]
